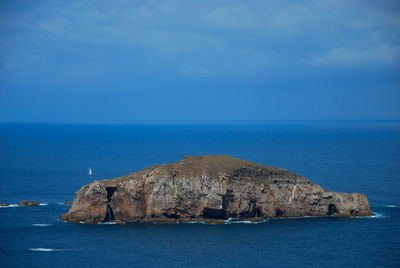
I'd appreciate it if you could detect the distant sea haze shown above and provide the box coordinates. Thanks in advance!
[0,121,399,267]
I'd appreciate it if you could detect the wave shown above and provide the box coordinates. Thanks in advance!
[370,204,399,208]
[33,224,53,227]
[0,204,19,208]
[224,218,267,224]
[29,248,65,252]
[0,203,48,208]
[370,212,388,218]
[351,212,388,219]
[224,221,264,224]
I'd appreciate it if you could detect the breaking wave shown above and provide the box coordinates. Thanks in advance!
[351,212,388,219]
[33,224,53,227]
[224,218,267,224]
[0,204,19,208]
[370,204,399,208]
[370,212,388,218]
[0,203,48,208]
[29,248,65,252]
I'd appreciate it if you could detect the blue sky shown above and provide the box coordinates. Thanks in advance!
[0,0,399,122]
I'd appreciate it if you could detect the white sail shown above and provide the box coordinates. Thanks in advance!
[88,167,93,175]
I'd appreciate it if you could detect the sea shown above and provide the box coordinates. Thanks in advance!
[0,121,399,267]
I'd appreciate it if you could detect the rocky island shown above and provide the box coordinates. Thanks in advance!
[60,155,373,224]
[18,201,40,206]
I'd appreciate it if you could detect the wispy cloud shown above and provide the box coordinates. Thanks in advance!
[0,0,399,121]
[1,0,399,79]
[38,17,66,33]
[303,45,400,66]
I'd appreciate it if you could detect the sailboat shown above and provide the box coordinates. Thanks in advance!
[88,167,93,176]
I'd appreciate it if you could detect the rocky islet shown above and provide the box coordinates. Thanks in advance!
[60,155,373,224]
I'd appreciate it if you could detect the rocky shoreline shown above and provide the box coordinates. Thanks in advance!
[60,155,373,224]
[1,201,41,207]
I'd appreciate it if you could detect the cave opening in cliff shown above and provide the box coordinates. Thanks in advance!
[104,187,117,222]
[327,204,338,216]
[275,208,285,217]
[106,187,117,201]
[203,207,225,219]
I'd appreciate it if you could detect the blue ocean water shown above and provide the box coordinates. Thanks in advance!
[0,121,399,267]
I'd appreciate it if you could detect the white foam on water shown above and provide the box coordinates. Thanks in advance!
[226,221,261,224]
[1,203,48,207]
[224,219,267,224]
[274,215,326,220]
[371,204,399,208]
[79,221,85,224]
[186,221,206,224]
[33,224,53,227]
[370,212,388,218]
[29,248,64,252]
[352,212,388,219]
[98,222,116,225]
[0,204,20,208]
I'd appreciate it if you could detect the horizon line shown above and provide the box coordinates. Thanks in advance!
[0,119,399,125]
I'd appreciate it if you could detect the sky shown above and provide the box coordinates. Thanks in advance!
[0,0,399,123]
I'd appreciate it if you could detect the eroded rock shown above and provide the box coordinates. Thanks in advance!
[18,201,40,206]
[60,155,373,223]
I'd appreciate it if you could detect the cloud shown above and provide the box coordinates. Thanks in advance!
[0,0,399,81]
[0,0,399,122]
[201,4,258,31]
[182,66,212,78]
[38,17,66,33]
[304,45,400,66]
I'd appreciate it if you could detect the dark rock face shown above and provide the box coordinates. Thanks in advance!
[60,155,373,224]
[18,201,40,206]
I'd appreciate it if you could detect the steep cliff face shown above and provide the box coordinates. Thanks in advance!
[60,155,373,223]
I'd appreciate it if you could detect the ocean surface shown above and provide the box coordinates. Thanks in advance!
[0,121,399,267]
